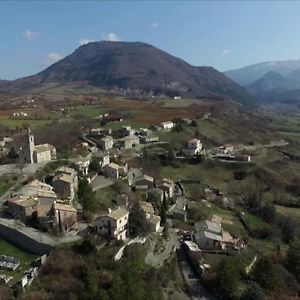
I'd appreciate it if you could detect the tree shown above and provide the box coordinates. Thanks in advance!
[281,217,295,243]
[261,203,277,224]
[214,257,241,299]
[78,178,97,213]
[167,147,176,163]
[160,192,168,225]
[128,203,150,237]
[162,223,169,240]
[190,120,197,127]
[241,282,265,300]
[253,256,280,292]
[286,239,300,282]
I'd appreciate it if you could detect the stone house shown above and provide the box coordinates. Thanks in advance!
[53,202,78,233]
[140,201,161,232]
[52,167,78,203]
[7,195,38,223]
[100,136,114,151]
[156,178,175,198]
[95,208,129,240]
[119,135,140,149]
[102,162,120,179]
[134,175,155,190]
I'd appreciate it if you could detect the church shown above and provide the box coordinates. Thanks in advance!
[19,128,56,164]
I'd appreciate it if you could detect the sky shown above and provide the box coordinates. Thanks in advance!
[1,1,300,80]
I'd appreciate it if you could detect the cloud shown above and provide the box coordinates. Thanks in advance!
[79,38,94,46]
[43,52,62,65]
[22,30,40,42]
[102,32,121,42]
[221,49,230,56]
[151,22,159,29]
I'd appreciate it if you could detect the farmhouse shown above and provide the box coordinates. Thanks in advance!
[184,138,203,156]
[194,220,223,250]
[160,121,174,131]
[194,219,238,250]
[95,208,129,240]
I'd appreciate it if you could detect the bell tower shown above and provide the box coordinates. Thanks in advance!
[20,127,35,164]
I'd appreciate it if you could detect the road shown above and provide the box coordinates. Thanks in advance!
[145,220,179,268]
[177,246,216,300]
[234,140,289,152]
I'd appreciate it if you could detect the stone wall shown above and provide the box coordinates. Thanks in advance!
[0,222,54,255]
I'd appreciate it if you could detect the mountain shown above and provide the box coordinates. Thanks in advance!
[247,71,289,98]
[225,59,300,86]
[5,41,256,106]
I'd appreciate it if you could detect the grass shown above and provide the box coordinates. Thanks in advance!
[243,213,267,231]
[95,185,118,212]
[0,238,38,285]
[0,175,19,197]
[275,205,300,219]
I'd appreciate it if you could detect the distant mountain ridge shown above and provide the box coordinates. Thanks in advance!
[225,59,300,86]
[226,59,300,104]
[1,41,256,106]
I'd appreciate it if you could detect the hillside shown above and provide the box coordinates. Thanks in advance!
[3,41,256,106]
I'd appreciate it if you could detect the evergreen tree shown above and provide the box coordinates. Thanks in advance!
[78,178,97,213]
[128,202,150,237]
[286,239,300,282]
[253,256,280,292]
[215,257,241,299]
[241,282,265,300]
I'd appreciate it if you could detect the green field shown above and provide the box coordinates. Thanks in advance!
[68,105,108,118]
[0,117,53,129]
[162,160,252,193]
[0,238,38,285]
[103,120,147,131]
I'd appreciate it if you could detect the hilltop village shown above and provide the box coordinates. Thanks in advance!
[0,99,298,300]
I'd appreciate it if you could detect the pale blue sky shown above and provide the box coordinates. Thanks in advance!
[1,1,300,79]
